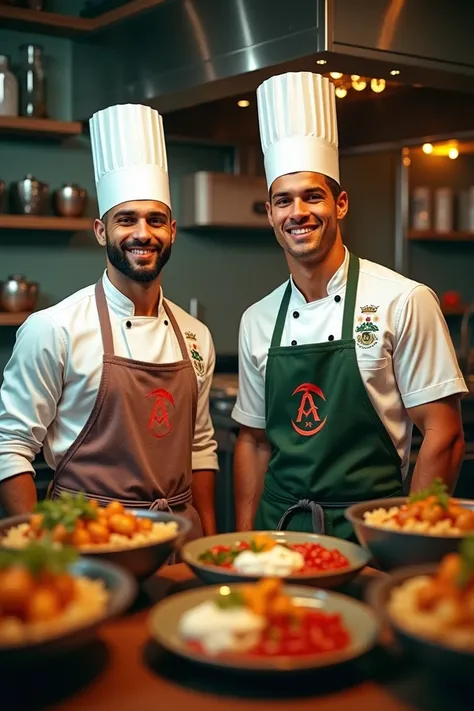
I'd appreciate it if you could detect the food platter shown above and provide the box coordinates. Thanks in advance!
[181,530,371,588]
[149,580,380,673]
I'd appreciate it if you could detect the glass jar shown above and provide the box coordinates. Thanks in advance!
[0,54,19,117]
[18,44,47,118]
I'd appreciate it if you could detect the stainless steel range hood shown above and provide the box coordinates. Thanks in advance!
[73,0,474,119]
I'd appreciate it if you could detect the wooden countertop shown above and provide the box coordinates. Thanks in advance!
[3,564,471,711]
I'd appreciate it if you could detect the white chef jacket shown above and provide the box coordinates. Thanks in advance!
[232,247,467,478]
[0,272,219,482]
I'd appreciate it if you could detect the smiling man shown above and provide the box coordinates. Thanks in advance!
[0,104,218,540]
[232,72,467,540]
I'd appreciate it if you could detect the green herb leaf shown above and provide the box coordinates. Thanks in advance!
[408,478,450,510]
[0,539,78,577]
[214,590,245,609]
[35,491,98,532]
[456,535,474,588]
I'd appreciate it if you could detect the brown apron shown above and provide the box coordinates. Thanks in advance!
[49,280,203,544]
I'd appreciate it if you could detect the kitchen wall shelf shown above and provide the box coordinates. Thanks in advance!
[0,116,83,140]
[407,230,474,242]
[0,216,93,231]
[0,0,165,38]
[0,312,31,327]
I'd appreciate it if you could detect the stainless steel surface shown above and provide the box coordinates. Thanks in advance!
[73,0,474,119]
[0,274,39,313]
[180,172,270,230]
[345,497,474,571]
[9,174,49,215]
[52,183,88,218]
[0,533,137,663]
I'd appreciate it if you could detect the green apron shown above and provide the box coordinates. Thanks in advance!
[254,253,402,540]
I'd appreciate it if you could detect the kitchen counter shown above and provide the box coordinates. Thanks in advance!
[3,564,471,711]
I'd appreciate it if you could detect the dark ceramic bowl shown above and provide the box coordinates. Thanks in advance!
[0,509,191,581]
[367,563,473,680]
[345,497,474,570]
[0,556,136,664]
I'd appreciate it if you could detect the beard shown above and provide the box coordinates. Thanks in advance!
[106,234,172,283]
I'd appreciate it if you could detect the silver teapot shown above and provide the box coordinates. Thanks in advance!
[53,183,88,217]
[0,274,39,313]
[10,174,49,215]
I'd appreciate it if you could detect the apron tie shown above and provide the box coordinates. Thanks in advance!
[276,499,325,534]
[51,483,192,512]
[150,498,171,512]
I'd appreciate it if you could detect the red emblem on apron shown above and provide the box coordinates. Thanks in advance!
[147,388,175,439]
[291,383,327,437]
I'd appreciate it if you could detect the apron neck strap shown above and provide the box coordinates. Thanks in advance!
[162,300,190,361]
[341,252,360,340]
[270,252,360,348]
[95,280,115,355]
[95,280,191,362]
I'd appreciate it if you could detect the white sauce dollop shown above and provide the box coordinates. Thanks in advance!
[179,600,265,655]
[233,544,305,576]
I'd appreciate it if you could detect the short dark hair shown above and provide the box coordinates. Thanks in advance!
[268,174,343,202]
[324,176,343,201]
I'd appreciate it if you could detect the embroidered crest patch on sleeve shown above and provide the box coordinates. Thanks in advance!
[355,305,379,348]
[185,331,205,375]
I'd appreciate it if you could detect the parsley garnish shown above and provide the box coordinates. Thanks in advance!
[35,491,98,533]
[0,539,78,578]
[214,590,245,609]
[408,478,450,510]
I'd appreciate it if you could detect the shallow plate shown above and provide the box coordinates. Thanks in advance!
[345,497,474,570]
[367,563,474,680]
[0,510,191,581]
[149,583,380,672]
[0,556,137,664]
[181,531,371,588]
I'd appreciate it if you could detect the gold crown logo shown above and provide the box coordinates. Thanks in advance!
[185,331,197,340]
[360,305,378,314]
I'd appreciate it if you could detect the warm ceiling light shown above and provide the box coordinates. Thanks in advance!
[237,99,250,108]
[316,59,327,65]
[449,147,459,159]
[351,75,367,91]
[422,143,433,154]
[403,157,411,167]
[390,69,400,75]
[330,71,343,79]
[335,87,347,98]
[370,78,386,93]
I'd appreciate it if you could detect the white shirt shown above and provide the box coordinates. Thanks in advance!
[232,248,467,478]
[0,272,218,482]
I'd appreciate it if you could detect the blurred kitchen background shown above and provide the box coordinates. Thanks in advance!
[0,0,473,525]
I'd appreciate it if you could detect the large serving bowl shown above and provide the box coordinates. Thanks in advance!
[0,556,136,665]
[181,530,371,588]
[149,582,380,673]
[0,510,191,581]
[367,563,473,680]
[345,497,474,570]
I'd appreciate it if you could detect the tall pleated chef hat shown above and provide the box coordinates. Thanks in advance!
[89,103,171,218]
[256,71,339,189]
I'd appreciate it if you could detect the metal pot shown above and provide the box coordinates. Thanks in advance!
[52,183,88,217]
[10,175,49,215]
[0,275,39,313]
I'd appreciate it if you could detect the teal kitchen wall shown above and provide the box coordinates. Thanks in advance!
[0,27,288,374]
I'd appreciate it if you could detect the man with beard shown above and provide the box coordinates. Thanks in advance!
[0,104,218,541]
[232,72,467,540]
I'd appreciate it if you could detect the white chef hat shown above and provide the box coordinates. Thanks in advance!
[89,103,171,218]
[256,71,339,190]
